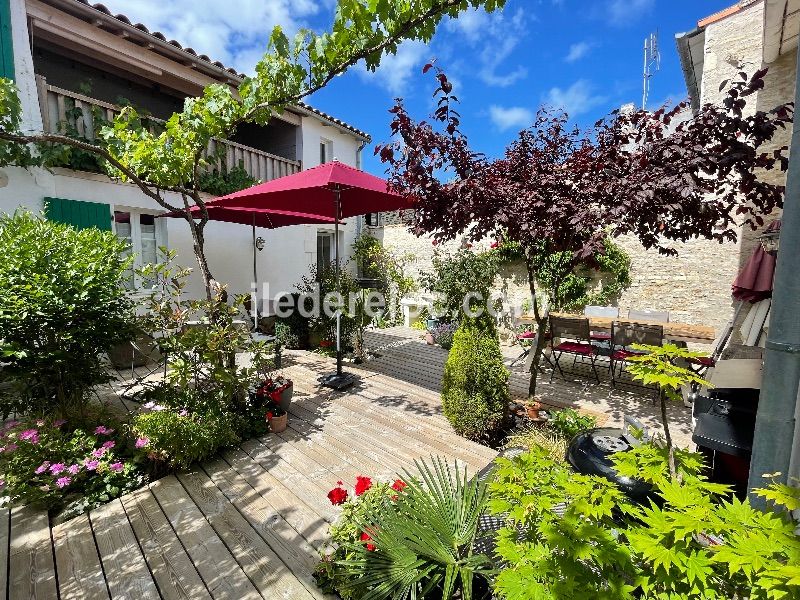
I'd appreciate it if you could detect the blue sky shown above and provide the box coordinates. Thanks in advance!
[102,0,732,174]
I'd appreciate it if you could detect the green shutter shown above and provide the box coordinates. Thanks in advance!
[44,197,112,231]
[0,0,15,81]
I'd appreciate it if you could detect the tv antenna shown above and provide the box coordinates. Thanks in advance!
[642,31,660,109]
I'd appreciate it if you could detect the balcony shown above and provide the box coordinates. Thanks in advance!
[35,75,302,186]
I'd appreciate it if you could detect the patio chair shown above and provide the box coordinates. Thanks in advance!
[627,309,670,323]
[584,305,619,344]
[549,315,600,384]
[609,321,664,389]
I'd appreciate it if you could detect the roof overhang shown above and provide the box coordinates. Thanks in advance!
[675,27,706,113]
[764,0,800,63]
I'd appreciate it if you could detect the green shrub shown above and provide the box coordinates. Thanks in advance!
[547,408,597,440]
[503,427,567,462]
[442,319,509,441]
[488,446,800,600]
[131,408,240,470]
[0,211,135,419]
[316,457,492,600]
[420,248,499,323]
[0,417,144,517]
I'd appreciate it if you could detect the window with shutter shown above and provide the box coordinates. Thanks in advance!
[0,0,14,81]
[44,197,112,231]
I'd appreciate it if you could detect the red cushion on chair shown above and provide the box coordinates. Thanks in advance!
[687,356,715,367]
[554,341,596,356]
[611,349,641,361]
[517,331,536,339]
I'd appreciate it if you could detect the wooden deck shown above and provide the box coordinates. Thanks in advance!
[1,339,496,600]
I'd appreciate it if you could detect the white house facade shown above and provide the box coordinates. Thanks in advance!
[0,0,374,300]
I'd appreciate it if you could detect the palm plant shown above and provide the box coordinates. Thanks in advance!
[337,457,492,600]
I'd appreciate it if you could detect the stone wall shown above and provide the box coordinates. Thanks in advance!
[380,1,795,343]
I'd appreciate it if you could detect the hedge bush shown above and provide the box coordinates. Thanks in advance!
[0,211,135,419]
[441,319,509,441]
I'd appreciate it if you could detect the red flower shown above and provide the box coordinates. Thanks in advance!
[354,476,373,496]
[490,241,499,249]
[391,479,407,492]
[266,412,273,421]
[327,486,348,506]
[360,532,376,551]
[319,340,333,348]
[432,239,439,246]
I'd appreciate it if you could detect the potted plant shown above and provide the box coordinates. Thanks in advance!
[266,399,288,433]
[254,376,294,411]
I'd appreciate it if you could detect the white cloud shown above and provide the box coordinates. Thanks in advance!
[607,0,654,26]
[564,41,593,63]
[358,41,430,95]
[98,0,322,74]
[544,80,607,116]
[489,105,533,132]
[447,7,529,88]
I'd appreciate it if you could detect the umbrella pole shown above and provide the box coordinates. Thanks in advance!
[321,185,357,390]
[252,218,258,325]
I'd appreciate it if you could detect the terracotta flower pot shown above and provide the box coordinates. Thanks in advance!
[526,401,544,420]
[269,412,288,433]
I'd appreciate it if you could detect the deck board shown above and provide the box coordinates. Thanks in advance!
[52,514,110,600]
[5,338,498,600]
[0,509,8,600]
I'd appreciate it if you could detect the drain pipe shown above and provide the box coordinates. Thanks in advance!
[747,47,800,507]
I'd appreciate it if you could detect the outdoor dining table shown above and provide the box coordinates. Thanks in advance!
[519,312,716,345]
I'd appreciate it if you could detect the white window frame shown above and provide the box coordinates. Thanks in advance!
[319,138,333,165]
[113,207,168,291]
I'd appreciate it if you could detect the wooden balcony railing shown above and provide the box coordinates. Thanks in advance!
[35,75,302,183]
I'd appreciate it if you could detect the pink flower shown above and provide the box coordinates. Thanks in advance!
[0,479,4,488]
[109,462,124,472]
[83,459,99,471]
[67,464,80,475]
[2,443,17,453]
[143,401,155,409]
[135,437,149,449]
[94,425,114,435]
[35,461,50,475]
[53,419,66,428]
[102,441,115,449]
[49,463,65,475]
[19,429,39,444]
[55,477,71,488]
[92,447,106,458]
[179,410,188,417]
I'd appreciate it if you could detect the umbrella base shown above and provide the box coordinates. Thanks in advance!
[320,371,358,390]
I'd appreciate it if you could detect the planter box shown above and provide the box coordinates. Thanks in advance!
[269,412,288,433]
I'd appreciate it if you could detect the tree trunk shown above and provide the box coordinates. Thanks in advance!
[525,255,549,399]
[181,198,215,300]
[659,389,677,480]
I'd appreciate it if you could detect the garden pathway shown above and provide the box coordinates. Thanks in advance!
[2,347,497,600]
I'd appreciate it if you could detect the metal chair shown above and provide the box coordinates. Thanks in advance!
[584,305,619,343]
[609,321,664,389]
[549,315,600,383]
[627,309,670,323]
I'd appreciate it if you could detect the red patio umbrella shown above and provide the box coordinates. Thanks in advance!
[207,160,416,389]
[732,220,781,303]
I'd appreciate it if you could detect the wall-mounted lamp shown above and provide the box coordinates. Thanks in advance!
[758,230,780,254]
[255,237,266,251]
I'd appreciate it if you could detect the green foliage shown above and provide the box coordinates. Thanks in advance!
[503,427,567,463]
[488,447,800,600]
[529,237,632,312]
[131,408,240,470]
[319,457,492,600]
[198,161,259,196]
[0,418,144,517]
[0,211,135,418]
[626,344,712,404]
[442,319,509,441]
[547,408,597,440]
[421,248,500,323]
[352,234,416,327]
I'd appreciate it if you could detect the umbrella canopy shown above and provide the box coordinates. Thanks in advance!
[732,220,781,303]
[206,160,415,218]
[161,205,338,228]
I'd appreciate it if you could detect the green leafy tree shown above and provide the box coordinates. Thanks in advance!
[441,318,509,441]
[625,344,712,479]
[0,0,507,298]
[488,447,800,600]
[0,211,135,419]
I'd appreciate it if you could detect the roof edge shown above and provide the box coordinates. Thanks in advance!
[675,28,704,113]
